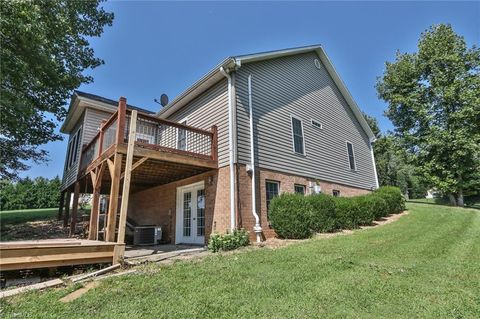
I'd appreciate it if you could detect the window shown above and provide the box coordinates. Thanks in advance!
[265,181,280,215]
[65,140,73,171]
[346,142,356,170]
[294,184,306,195]
[65,127,82,170]
[333,189,341,197]
[291,116,305,155]
[311,119,322,130]
[177,120,187,151]
[72,128,82,164]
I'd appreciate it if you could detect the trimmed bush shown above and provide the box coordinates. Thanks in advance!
[307,194,336,232]
[269,193,314,239]
[355,194,388,224]
[375,186,405,215]
[208,229,250,253]
[332,197,361,229]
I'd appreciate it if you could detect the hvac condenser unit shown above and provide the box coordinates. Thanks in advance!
[126,218,162,245]
[133,226,162,246]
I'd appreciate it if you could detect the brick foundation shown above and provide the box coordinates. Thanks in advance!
[236,164,371,240]
[128,163,371,244]
[129,166,231,245]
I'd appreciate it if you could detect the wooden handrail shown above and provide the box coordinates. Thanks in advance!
[79,97,218,175]
[131,110,214,137]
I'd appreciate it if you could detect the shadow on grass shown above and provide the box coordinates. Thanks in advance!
[408,200,480,211]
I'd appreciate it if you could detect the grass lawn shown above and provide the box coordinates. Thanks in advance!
[0,208,59,228]
[2,203,479,318]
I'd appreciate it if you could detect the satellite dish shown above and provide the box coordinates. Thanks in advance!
[160,94,169,107]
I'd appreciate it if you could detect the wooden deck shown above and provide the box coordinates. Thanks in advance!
[0,239,124,271]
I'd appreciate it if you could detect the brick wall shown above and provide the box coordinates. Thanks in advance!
[129,166,231,245]
[236,164,371,240]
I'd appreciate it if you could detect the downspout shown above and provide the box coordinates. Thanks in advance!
[248,75,262,243]
[370,138,379,189]
[219,66,236,232]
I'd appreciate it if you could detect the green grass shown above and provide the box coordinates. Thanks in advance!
[0,208,58,228]
[2,203,479,318]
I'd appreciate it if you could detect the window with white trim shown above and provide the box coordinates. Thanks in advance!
[66,127,82,170]
[291,116,305,155]
[333,189,341,197]
[346,142,356,170]
[294,184,306,195]
[265,180,280,217]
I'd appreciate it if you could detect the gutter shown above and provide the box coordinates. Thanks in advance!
[248,75,262,242]
[219,63,239,232]
[369,137,380,189]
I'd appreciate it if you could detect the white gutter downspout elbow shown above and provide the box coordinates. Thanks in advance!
[248,75,262,243]
[219,66,236,232]
[370,137,379,189]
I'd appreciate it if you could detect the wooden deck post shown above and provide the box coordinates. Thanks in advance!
[63,191,71,227]
[98,119,107,155]
[105,153,123,242]
[57,191,65,220]
[116,97,127,144]
[117,110,137,244]
[88,163,106,240]
[69,182,80,237]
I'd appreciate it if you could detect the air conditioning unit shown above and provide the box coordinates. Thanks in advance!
[133,226,162,246]
[126,217,162,245]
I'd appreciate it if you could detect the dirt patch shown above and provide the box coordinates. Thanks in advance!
[59,281,100,303]
[1,219,88,241]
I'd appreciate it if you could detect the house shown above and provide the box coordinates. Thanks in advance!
[59,45,379,248]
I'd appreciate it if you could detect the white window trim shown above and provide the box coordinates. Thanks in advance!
[346,140,357,171]
[294,184,306,195]
[290,115,306,156]
[67,126,82,170]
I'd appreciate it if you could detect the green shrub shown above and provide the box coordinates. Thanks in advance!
[269,193,314,239]
[355,194,388,224]
[333,197,361,229]
[375,186,405,214]
[208,228,250,253]
[307,194,336,232]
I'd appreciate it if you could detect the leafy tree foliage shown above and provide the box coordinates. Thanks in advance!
[0,176,61,210]
[376,24,480,206]
[364,113,428,199]
[0,0,113,179]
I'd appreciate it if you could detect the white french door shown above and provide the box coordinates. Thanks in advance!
[175,181,205,245]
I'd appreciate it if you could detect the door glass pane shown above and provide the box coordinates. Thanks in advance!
[197,189,205,236]
[183,192,192,237]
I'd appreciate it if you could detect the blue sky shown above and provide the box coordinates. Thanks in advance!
[23,1,479,179]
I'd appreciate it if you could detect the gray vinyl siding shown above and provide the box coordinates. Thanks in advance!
[61,107,113,190]
[83,108,114,146]
[235,51,377,190]
[166,79,229,167]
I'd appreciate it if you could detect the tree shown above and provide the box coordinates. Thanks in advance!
[376,24,480,206]
[0,176,61,210]
[0,0,114,179]
[363,113,428,199]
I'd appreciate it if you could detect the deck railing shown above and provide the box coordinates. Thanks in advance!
[79,98,218,173]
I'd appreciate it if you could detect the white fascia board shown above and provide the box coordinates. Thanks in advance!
[157,57,236,119]
[60,96,116,134]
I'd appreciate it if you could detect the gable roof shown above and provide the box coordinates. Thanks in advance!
[157,44,376,142]
[60,90,154,133]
